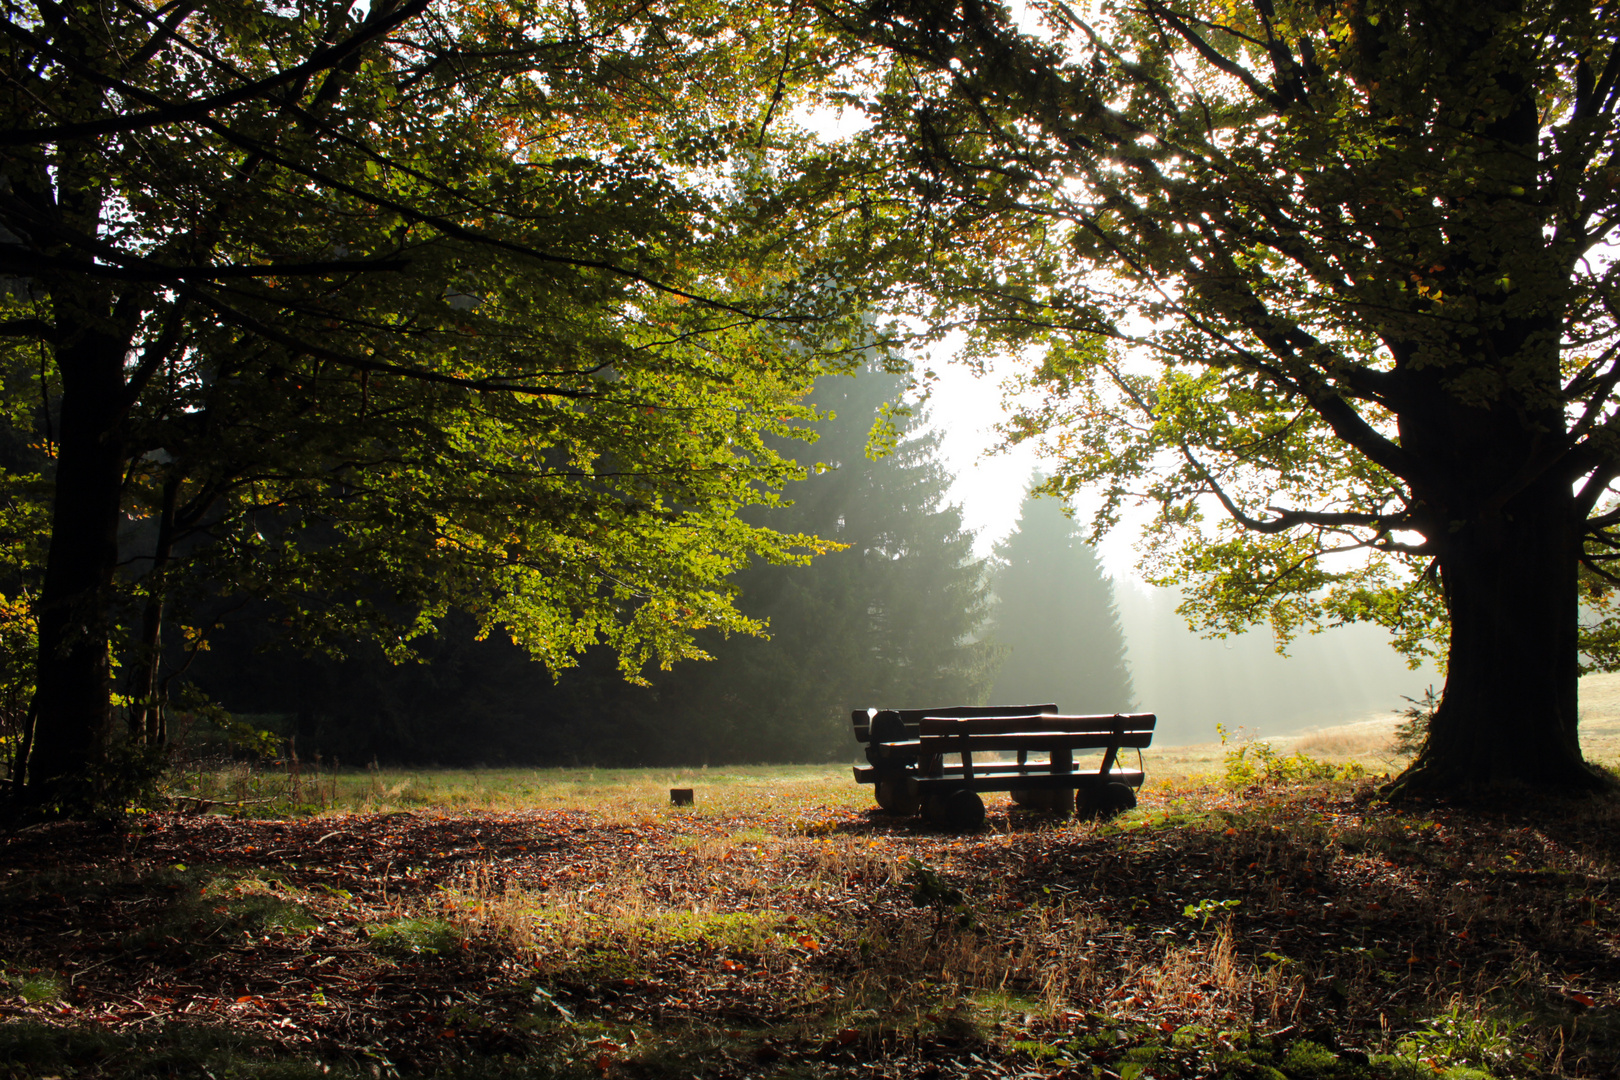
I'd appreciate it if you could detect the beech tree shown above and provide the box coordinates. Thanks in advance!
[829,0,1620,794]
[184,364,1001,767]
[0,0,865,806]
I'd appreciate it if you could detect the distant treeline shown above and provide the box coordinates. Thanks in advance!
[188,364,1431,767]
[189,366,1016,766]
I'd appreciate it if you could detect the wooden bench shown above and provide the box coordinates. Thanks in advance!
[853,704,1056,814]
[852,706,1155,831]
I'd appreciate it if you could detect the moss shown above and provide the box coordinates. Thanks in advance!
[368,916,461,958]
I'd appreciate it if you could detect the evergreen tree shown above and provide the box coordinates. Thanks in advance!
[630,364,1001,763]
[988,490,1134,715]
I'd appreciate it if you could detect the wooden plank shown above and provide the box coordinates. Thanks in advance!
[896,703,1058,724]
[851,704,1058,743]
[914,770,1146,794]
[916,731,1155,752]
[918,712,1156,737]
[909,765,1145,781]
[854,704,1067,743]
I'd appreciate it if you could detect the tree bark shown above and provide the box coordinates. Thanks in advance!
[25,329,129,798]
[128,475,179,748]
[1391,470,1610,797]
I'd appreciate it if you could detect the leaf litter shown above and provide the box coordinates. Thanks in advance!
[0,780,1618,1077]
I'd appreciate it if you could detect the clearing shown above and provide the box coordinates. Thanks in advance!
[1,714,1618,1079]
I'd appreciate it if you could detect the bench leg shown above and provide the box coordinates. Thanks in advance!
[1077,782,1137,822]
[924,789,985,832]
[875,774,920,816]
[945,789,985,832]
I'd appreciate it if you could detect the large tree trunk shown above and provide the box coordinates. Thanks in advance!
[25,329,130,800]
[1391,470,1608,797]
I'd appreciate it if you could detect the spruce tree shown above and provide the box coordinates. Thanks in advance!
[989,490,1134,714]
[643,364,1001,762]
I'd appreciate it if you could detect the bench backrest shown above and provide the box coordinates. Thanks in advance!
[918,712,1157,750]
[918,712,1156,737]
[851,704,1058,743]
[919,713,1156,779]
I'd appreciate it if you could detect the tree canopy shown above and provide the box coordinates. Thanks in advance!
[828,0,1620,794]
[0,0,871,806]
[10,0,1617,802]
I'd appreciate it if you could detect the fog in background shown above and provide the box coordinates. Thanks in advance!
[1112,582,1441,747]
[926,360,1441,749]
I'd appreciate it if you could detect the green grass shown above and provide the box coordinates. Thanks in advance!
[367,916,460,959]
[165,761,876,817]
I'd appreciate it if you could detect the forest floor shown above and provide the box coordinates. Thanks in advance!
[3,720,1620,1079]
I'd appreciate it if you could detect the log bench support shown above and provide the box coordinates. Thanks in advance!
[851,706,1155,831]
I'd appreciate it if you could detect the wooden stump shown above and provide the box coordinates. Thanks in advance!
[943,789,986,832]
[875,775,919,816]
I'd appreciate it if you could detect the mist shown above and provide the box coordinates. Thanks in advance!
[1113,581,1443,746]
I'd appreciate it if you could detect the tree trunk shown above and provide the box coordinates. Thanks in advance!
[1391,473,1609,797]
[128,475,179,748]
[25,331,129,799]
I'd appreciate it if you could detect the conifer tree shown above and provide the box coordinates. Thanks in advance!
[988,489,1134,714]
[631,363,1001,762]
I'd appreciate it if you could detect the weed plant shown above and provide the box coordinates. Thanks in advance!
[1216,724,1368,788]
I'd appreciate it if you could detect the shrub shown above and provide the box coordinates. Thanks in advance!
[1216,725,1365,788]
[1393,688,1439,759]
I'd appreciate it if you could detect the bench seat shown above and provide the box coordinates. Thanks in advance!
[853,764,1145,787]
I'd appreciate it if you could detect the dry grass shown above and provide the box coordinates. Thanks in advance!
[424,799,1318,1060]
[1290,725,1400,760]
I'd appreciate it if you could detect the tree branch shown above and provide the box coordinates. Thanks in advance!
[0,0,431,147]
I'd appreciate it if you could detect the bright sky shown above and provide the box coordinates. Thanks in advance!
[790,96,1145,581]
[919,353,1147,580]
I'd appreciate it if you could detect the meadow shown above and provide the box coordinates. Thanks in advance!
[0,715,1618,1080]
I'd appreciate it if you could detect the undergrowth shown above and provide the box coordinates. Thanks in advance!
[1217,724,1369,788]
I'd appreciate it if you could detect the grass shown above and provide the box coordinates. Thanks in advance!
[367,916,461,959]
[157,741,1399,822]
[7,720,1620,1078]
[165,760,878,819]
